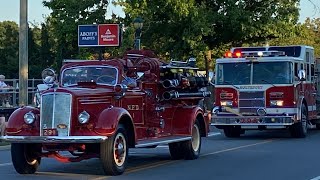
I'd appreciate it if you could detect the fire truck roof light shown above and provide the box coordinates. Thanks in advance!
[223,50,286,59]
[224,51,232,58]
[235,52,242,58]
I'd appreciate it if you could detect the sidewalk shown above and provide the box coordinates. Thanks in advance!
[0,144,10,151]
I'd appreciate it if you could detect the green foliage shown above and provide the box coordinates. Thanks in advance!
[0,21,19,79]
[114,0,301,70]
[42,0,131,70]
[1,0,320,79]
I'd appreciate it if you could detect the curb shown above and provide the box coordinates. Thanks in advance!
[0,145,11,151]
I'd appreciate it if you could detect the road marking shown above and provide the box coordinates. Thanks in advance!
[208,132,221,137]
[2,137,274,180]
[37,171,99,178]
[117,139,276,177]
[126,160,174,173]
[0,162,12,167]
[310,176,320,180]
[202,139,275,157]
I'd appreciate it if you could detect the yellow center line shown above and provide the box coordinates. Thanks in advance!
[37,171,96,178]
[126,160,175,173]
[92,139,277,180]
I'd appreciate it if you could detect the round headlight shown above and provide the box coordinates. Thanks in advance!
[42,68,56,84]
[78,111,90,124]
[24,112,35,124]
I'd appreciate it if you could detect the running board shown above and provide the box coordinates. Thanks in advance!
[135,136,191,148]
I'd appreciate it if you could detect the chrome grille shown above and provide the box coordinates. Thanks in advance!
[239,91,264,115]
[40,93,72,136]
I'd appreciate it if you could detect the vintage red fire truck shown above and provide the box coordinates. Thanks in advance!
[211,45,320,138]
[1,50,211,175]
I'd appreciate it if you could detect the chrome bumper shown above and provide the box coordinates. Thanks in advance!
[0,136,108,143]
[211,116,294,126]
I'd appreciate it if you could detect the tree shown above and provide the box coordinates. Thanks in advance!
[28,25,42,78]
[0,21,19,79]
[114,0,300,70]
[43,0,122,70]
[40,23,54,68]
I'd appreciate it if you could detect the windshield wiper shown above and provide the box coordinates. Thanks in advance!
[223,81,239,89]
[261,79,276,87]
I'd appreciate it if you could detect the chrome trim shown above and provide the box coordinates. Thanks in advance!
[79,98,111,105]
[40,92,72,136]
[0,136,108,143]
[211,123,293,126]
[135,137,192,148]
[212,106,221,115]
[211,116,294,126]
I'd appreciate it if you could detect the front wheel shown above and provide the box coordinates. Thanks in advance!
[100,124,128,175]
[290,105,308,138]
[181,120,201,160]
[11,143,41,174]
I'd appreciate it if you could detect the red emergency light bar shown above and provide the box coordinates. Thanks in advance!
[224,50,285,58]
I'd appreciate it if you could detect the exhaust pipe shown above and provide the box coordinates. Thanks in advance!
[162,79,180,88]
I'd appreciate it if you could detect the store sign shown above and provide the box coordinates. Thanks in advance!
[78,24,120,47]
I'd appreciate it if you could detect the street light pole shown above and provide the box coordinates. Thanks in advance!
[19,0,28,106]
[134,28,142,50]
[133,17,143,50]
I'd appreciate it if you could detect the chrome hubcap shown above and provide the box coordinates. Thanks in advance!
[113,133,126,167]
[191,124,200,152]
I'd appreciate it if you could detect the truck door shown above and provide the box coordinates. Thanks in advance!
[142,82,161,128]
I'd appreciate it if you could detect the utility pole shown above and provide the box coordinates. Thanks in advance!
[19,0,28,106]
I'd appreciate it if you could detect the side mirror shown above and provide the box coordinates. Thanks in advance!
[298,70,306,81]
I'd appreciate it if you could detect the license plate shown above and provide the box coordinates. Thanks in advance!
[43,129,58,136]
[239,118,259,123]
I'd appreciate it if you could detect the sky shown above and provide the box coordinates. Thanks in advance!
[0,0,319,24]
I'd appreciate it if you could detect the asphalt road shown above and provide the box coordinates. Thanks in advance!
[1,129,320,180]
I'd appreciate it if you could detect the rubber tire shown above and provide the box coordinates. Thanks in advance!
[290,105,308,138]
[223,126,241,138]
[181,120,201,160]
[11,143,41,174]
[169,142,185,160]
[100,124,128,175]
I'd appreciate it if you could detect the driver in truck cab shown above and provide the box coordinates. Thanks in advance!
[121,68,137,88]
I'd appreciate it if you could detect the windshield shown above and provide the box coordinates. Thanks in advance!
[216,61,292,85]
[61,66,118,87]
[216,62,251,85]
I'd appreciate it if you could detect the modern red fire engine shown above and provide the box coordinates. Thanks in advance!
[1,50,211,175]
[211,45,320,138]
